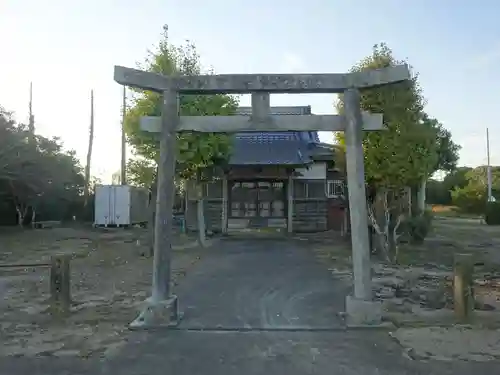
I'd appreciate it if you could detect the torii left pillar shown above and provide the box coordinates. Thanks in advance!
[129,89,180,328]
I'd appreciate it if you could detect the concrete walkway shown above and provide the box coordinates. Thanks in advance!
[174,237,348,330]
[2,238,500,374]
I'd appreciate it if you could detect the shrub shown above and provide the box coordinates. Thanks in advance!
[404,209,434,244]
[485,201,500,225]
[451,185,486,214]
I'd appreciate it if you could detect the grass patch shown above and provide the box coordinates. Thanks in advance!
[430,205,482,219]
[396,216,500,268]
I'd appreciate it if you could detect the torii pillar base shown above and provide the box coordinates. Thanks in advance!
[129,295,181,329]
[344,295,383,327]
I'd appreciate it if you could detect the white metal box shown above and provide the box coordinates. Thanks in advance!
[94,185,149,226]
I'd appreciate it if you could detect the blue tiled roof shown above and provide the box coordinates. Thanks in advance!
[228,106,321,166]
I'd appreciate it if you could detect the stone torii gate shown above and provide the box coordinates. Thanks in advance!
[114,65,410,327]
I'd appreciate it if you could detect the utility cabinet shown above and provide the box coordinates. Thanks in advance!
[94,185,149,227]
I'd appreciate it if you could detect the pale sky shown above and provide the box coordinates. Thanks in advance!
[1,0,499,183]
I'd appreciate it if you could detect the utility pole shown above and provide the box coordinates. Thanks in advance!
[28,82,35,134]
[487,127,492,202]
[83,90,95,208]
[121,86,127,185]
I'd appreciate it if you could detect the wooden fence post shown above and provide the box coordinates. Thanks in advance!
[50,254,71,315]
[453,253,475,322]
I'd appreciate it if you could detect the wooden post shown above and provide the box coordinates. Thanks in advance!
[50,254,71,315]
[454,253,475,322]
[287,174,294,234]
[222,173,228,234]
[151,89,179,302]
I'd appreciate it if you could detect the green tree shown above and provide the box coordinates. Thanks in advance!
[463,166,500,192]
[125,25,239,184]
[452,166,500,213]
[335,43,437,261]
[124,25,239,256]
[126,158,157,188]
[426,166,474,207]
[444,166,473,191]
[0,106,85,224]
[415,114,460,212]
[433,120,461,173]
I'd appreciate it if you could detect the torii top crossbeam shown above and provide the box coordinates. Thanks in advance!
[114,65,410,94]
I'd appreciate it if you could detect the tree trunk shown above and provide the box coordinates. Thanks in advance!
[405,186,412,218]
[183,188,188,234]
[197,191,206,247]
[83,90,95,208]
[373,189,389,256]
[417,176,427,214]
[15,205,24,227]
[369,189,389,260]
[368,188,405,263]
[31,206,36,228]
[196,172,207,247]
[23,206,30,226]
